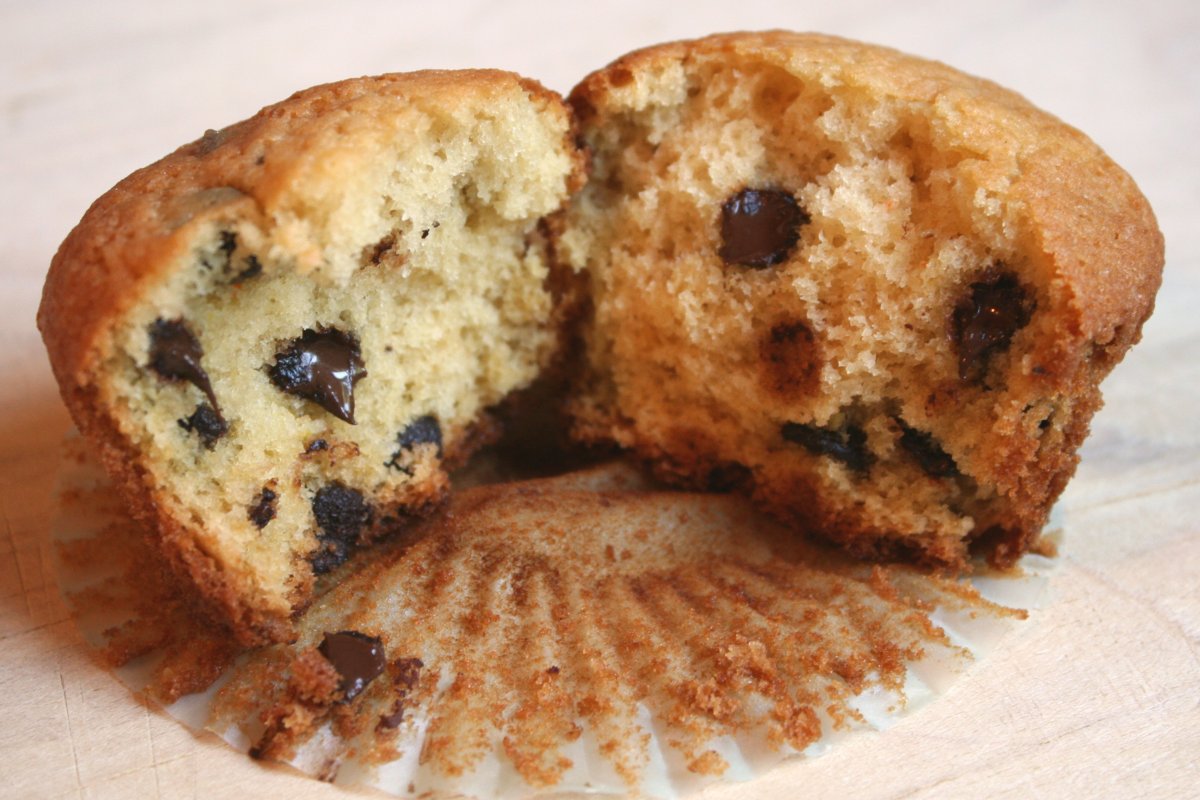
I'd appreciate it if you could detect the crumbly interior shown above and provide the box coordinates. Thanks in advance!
[102,91,574,619]
[561,51,1071,563]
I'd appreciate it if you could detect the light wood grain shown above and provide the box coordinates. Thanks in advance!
[2,2,1197,798]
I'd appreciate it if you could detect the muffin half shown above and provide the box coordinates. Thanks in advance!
[40,70,584,643]
[560,32,1163,568]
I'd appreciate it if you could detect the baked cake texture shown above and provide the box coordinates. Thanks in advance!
[40,70,584,644]
[560,32,1164,568]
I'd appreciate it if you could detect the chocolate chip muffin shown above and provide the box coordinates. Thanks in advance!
[560,32,1163,568]
[40,70,584,644]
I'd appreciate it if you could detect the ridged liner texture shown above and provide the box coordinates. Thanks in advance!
[54,435,1055,799]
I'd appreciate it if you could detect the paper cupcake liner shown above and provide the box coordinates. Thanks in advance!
[52,433,1056,799]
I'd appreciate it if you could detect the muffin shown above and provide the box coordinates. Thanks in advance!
[559,32,1163,568]
[39,70,584,644]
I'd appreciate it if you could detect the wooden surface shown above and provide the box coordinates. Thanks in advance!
[2,2,1197,798]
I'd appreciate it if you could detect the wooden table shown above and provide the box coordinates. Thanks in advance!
[3,2,1196,797]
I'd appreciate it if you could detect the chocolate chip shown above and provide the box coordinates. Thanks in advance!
[379,705,406,730]
[781,421,874,473]
[760,321,819,397]
[366,234,396,265]
[309,541,349,575]
[718,189,808,268]
[386,415,442,473]
[148,319,222,416]
[378,657,424,729]
[219,230,237,255]
[305,438,329,453]
[951,269,1033,382]
[178,403,228,448]
[318,631,386,703]
[310,483,371,574]
[232,255,262,284]
[392,657,424,691]
[896,419,958,478]
[248,487,278,529]
[268,328,366,424]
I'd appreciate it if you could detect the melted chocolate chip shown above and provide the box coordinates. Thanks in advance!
[178,403,227,448]
[719,189,808,268]
[219,230,237,255]
[318,631,386,703]
[248,487,278,529]
[781,421,874,473]
[896,419,958,479]
[269,328,366,424]
[148,319,222,415]
[305,438,329,453]
[310,483,371,574]
[951,270,1033,382]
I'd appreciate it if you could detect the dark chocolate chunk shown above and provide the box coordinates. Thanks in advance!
[178,403,228,448]
[378,657,424,729]
[760,320,819,397]
[200,231,236,272]
[318,631,386,703]
[386,415,443,473]
[309,540,350,575]
[951,269,1033,382]
[248,487,278,529]
[305,438,329,453]
[310,482,372,574]
[781,421,874,473]
[896,419,958,479]
[268,328,367,424]
[718,189,808,268]
[148,319,222,417]
[379,704,406,730]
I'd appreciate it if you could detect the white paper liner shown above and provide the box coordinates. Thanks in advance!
[52,435,1058,799]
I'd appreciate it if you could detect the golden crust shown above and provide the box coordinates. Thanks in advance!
[565,31,1164,568]
[40,70,585,644]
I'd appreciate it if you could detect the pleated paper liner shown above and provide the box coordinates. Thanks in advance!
[53,434,1057,799]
